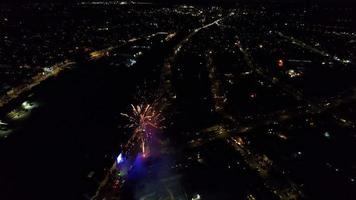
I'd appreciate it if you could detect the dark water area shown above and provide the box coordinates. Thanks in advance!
[0,61,136,199]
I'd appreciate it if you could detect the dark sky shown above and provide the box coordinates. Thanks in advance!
[1,0,354,5]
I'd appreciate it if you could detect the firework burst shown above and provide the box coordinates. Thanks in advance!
[121,104,164,156]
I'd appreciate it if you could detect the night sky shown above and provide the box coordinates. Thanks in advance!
[1,0,354,4]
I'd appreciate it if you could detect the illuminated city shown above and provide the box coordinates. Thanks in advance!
[0,0,355,200]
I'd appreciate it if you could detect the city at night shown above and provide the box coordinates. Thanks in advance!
[0,0,355,199]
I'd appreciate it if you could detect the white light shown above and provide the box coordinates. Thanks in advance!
[324,132,331,138]
[117,153,124,164]
[192,194,201,200]
[21,101,36,110]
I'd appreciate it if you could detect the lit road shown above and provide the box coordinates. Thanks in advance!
[0,61,75,108]
[162,16,227,102]
[89,32,171,61]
